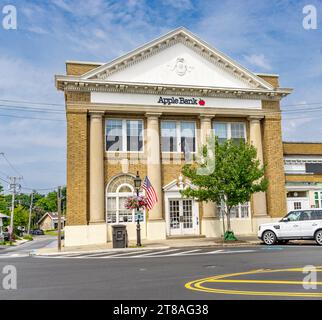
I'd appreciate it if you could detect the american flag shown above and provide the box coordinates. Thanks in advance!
[142,176,158,210]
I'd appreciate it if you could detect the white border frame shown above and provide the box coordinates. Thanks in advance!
[160,120,198,154]
[105,118,144,153]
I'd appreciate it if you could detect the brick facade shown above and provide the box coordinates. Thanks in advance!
[283,142,322,155]
[262,101,287,217]
[66,110,89,225]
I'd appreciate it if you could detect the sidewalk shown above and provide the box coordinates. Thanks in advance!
[33,235,260,256]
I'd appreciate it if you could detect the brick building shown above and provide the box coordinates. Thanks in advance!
[55,27,293,247]
[284,142,322,212]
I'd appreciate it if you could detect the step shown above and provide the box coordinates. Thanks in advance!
[166,235,206,240]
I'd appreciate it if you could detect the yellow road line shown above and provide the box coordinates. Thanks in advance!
[208,279,322,285]
[185,266,322,298]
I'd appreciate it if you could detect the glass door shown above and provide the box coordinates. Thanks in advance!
[169,199,195,235]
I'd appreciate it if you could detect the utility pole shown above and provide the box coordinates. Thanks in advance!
[8,176,22,241]
[57,186,62,252]
[27,191,34,235]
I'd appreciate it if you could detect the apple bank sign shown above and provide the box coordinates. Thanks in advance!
[158,96,206,106]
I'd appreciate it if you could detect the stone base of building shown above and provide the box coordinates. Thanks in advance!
[201,217,222,238]
[146,219,167,240]
[201,216,281,238]
[107,223,147,242]
[64,223,107,247]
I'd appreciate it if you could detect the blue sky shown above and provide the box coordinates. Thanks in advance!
[0,0,322,192]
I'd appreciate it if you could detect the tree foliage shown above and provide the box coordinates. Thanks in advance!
[0,184,66,233]
[181,135,268,233]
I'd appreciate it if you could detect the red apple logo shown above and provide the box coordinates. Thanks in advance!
[198,99,205,106]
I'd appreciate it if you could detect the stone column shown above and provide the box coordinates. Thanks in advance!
[199,115,221,237]
[249,116,267,216]
[146,113,166,239]
[89,111,105,223]
[199,115,216,218]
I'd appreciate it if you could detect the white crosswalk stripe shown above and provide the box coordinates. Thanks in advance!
[33,248,259,259]
[0,253,29,258]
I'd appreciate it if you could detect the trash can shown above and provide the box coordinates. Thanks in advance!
[112,224,128,248]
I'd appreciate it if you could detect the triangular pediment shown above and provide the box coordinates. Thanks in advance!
[82,28,273,90]
[163,178,196,192]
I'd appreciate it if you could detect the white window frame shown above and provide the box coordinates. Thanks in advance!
[213,121,247,141]
[161,120,197,153]
[105,118,144,153]
[217,202,251,220]
[106,183,146,224]
[314,191,322,208]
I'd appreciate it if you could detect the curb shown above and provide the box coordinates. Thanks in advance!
[32,245,170,256]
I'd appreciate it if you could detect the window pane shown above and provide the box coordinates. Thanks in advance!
[126,120,143,151]
[294,201,302,210]
[107,197,117,223]
[240,203,249,218]
[106,120,123,151]
[214,123,227,144]
[161,121,177,152]
[311,210,322,220]
[286,211,302,221]
[231,123,245,144]
[181,122,195,154]
[118,196,133,222]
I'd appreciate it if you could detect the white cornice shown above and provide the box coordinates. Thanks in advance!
[78,27,275,90]
[55,75,292,101]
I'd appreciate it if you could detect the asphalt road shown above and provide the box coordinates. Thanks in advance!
[0,239,321,300]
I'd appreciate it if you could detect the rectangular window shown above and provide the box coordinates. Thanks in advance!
[161,121,196,153]
[294,202,302,210]
[231,123,246,145]
[161,121,177,152]
[313,191,322,209]
[106,120,123,151]
[216,202,250,218]
[126,120,143,152]
[213,122,246,144]
[214,123,227,144]
[180,122,196,154]
[106,119,143,152]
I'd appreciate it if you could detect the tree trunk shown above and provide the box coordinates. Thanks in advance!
[226,207,231,231]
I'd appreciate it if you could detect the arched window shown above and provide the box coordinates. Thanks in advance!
[106,175,145,224]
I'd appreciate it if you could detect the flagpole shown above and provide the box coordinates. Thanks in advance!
[145,208,149,239]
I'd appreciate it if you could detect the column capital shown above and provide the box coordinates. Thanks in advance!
[248,115,264,122]
[145,112,162,119]
[199,114,216,121]
[89,111,105,119]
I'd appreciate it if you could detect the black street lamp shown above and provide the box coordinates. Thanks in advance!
[134,171,142,247]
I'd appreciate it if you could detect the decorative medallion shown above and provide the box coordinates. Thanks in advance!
[167,57,193,76]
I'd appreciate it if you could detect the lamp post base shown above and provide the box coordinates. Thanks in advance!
[136,221,142,247]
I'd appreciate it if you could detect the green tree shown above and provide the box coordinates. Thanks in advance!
[181,136,268,239]
[35,191,58,212]
[0,184,9,214]
[13,204,29,234]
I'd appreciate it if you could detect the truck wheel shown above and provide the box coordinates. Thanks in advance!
[315,230,322,245]
[262,230,277,245]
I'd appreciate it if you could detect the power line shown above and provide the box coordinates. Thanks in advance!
[0,153,24,178]
[0,113,66,122]
[0,104,65,114]
[0,176,10,184]
[0,99,64,107]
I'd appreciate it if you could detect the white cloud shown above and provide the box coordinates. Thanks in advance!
[161,0,193,10]
[243,54,272,71]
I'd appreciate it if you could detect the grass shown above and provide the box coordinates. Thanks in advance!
[0,241,15,246]
[23,234,33,241]
[44,230,64,237]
